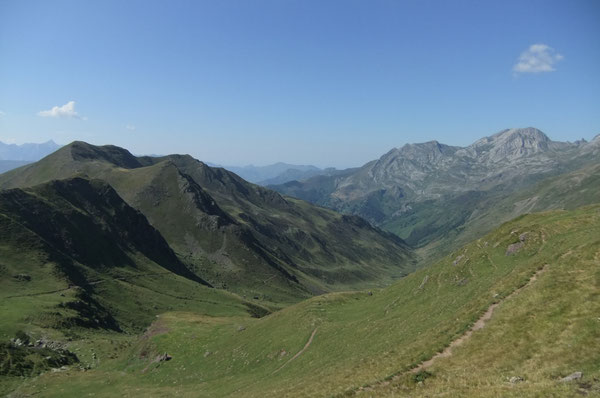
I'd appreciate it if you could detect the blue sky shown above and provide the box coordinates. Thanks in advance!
[0,0,599,168]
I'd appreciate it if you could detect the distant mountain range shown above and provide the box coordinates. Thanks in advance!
[0,140,62,174]
[271,128,600,258]
[0,140,61,161]
[217,162,341,185]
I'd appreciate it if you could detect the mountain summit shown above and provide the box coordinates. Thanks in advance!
[465,127,551,161]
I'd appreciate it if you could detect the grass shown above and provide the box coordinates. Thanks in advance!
[372,207,600,396]
[8,204,599,397]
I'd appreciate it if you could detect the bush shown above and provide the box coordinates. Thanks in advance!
[412,370,432,383]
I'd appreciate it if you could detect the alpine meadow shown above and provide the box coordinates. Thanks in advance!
[1,1,599,397]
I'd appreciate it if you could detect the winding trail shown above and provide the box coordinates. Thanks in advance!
[2,272,173,299]
[272,328,318,374]
[412,264,548,373]
[356,264,548,394]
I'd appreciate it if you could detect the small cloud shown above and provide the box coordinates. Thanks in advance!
[513,44,563,74]
[0,111,5,118]
[126,124,136,131]
[38,101,84,119]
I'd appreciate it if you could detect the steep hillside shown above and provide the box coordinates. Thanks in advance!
[0,142,415,304]
[0,177,253,332]
[0,177,265,394]
[272,128,599,257]
[11,204,599,397]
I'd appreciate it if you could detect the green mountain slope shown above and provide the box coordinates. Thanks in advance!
[0,142,415,304]
[11,204,599,397]
[0,177,255,332]
[0,177,266,394]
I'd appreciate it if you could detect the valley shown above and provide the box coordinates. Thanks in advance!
[6,204,599,397]
[1,130,599,397]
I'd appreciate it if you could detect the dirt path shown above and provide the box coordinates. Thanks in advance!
[3,287,71,299]
[2,272,174,299]
[355,264,549,395]
[411,264,548,374]
[272,328,318,374]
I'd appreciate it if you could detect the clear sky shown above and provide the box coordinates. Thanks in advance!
[1,0,599,168]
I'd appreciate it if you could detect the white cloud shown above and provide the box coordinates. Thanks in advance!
[0,111,5,118]
[126,124,136,131]
[513,44,563,74]
[38,101,84,119]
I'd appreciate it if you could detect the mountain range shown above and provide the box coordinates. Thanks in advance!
[271,128,600,258]
[0,141,414,305]
[217,162,343,186]
[0,140,61,161]
[0,140,63,175]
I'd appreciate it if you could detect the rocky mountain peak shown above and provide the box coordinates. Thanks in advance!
[385,140,456,162]
[467,127,552,162]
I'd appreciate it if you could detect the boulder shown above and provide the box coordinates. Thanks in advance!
[155,353,172,362]
[559,372,582,382]
[509,376,524,384]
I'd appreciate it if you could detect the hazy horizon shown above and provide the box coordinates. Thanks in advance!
[0,125,597,170]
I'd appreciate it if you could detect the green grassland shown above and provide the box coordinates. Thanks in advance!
[9,204,598,397]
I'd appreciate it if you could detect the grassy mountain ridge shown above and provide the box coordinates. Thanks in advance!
[0,141,415,304]
[9,204,599,397]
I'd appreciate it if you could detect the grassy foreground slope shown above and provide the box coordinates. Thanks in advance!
[13,204,599,397]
